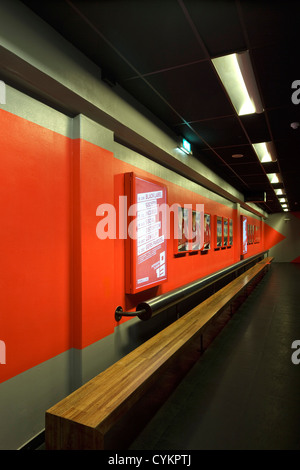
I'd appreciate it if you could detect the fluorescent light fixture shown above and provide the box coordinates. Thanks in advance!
[279,197,287,203]
[252,142,277,163]
[267,173,281,184]
[212,50,263,116]
[275,189,284,196]
[281,203,288,208]
[178,138,192,155]
[283,208,289,212]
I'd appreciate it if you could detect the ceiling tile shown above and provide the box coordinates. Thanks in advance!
[215,144,258,164]
[187,116,248,148]
[240,0,300,49]
[184,0,246,56]
[229,162,266,176]
[73,0,207,75]
[121,77,183,127]
[144,61,233,122]
[267,107,300,142]
[262,161,281,174]
[251,45,298,110]
[243,174,270,188]
[239,113,271,143]
[275,140,300,173]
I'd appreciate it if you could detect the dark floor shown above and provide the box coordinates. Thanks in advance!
[129,262,300,450]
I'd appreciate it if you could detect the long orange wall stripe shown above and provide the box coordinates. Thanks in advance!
[0,108,266,382]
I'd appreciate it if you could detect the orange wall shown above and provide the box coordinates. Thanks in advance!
[0,110,72,383]
[67,138,265,349]
[0,109,265,384]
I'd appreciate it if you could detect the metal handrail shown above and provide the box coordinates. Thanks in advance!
[115,251,269,321]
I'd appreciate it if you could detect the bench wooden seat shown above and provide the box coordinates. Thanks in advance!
[45,256,273,450]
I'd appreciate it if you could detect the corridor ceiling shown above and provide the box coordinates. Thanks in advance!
[20,0,300,214]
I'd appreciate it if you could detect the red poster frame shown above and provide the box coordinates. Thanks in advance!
[125,172,168,294]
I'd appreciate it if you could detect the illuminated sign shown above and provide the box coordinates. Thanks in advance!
[125,173,168,294]
[242,216,248,254]
[179,138,192,155]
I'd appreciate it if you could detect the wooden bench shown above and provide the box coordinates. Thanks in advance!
[45,256,273,450]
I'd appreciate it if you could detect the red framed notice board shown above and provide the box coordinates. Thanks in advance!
[125,172,168,294]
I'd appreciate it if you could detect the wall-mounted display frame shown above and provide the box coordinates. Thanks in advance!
[125,172,168,294]
[175,206,190,254]
[254,224,260,243]
[216,215,223,248]
[241,216,248,254]
[202,213,211,250]
[223,218,228,246]
[229,218,233,246]
[191,210,202,251]
[175,207,203,253]
[247,224,253,244]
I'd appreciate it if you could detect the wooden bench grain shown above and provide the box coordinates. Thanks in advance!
[45,256,273,450]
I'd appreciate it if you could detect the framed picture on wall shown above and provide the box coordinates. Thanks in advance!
[202,213,211,250]
[247,224,251,244]
[223,218,228,246]
[176,206,190,253]
[255,224,260,243]
[216,216,223,248]
[229,219,233,246]
[191,210,202,251]
[241,216,248,254]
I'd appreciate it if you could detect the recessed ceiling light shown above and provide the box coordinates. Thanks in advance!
[232,154,244,158]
